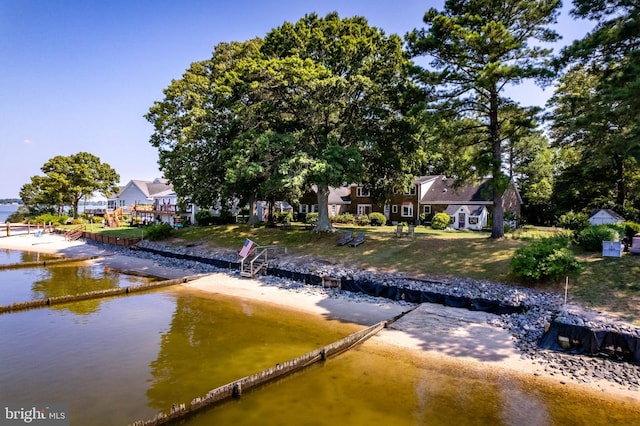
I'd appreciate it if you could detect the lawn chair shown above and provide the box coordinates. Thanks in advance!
[395,224,404,238]
[336,231,353,246]
[349,232,365,247]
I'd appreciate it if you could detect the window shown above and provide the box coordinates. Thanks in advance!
[356,187,370,197]
[392,205,398,214]
[299,204,309,214]
[403,186,416,195]
[311,204,319,213]
[468,217,479,225]
[357,204,372,216]
[423,205,431,214]
[331,205,337,216]
[401,204,413,217]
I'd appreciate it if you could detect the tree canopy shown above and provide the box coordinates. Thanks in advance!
[147,13,420,231]
[407,0,561,237]
[20,152,119,218]
[548,0,640,219]
[145,3,639,230]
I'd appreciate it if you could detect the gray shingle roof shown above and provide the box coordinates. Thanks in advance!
[421,177,493,204]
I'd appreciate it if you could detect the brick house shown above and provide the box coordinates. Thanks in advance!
[297,175,522,230]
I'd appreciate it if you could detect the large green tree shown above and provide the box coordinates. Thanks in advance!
[147,14,419,232]
[548,65,640,218]
[255,13,419,231]
[407,0,561,238]
[146,39,264,214]
[550,0,640,216]
[20,152,119,218]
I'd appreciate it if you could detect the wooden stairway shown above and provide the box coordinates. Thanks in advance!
[64,225,85,241]
[239,245,287,278]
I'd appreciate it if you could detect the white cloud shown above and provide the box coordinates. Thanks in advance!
[22,139,33,145]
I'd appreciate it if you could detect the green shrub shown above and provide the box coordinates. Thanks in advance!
[330,213,355,224]
[194,209,213,226]
[356,214,370,226]
[369,212,386,226]
[144,223,173,240]
[35,213,67,226]
[215,209,236,225]
[306,212,318,224]
[510,236,583,282]
[557,211,589,231]
[273,211,293,224]
[576,225,620,251]
[431,212,450,230]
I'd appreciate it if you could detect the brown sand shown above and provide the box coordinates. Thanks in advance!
[1,232,638,405]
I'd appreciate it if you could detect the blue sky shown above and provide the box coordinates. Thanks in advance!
[0,1,591,199]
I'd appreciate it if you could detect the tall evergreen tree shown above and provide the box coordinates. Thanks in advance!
[407,0,561,238]
[551,0,640,216]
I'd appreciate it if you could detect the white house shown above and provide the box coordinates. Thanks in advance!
[107,178,192,226]
[588,209,625,226]
[444,205,489,230]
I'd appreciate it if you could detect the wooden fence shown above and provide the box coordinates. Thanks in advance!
[81,231,142,247]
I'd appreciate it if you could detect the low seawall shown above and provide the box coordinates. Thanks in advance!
[0,275,204,314]
[0,256,99,271]
[539,320,640,364]
[131,245,640,365]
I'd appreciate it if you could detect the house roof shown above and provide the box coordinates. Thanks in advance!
[421,177,494,205]
[445,204,487,216]
[590,209,625,221]
[328,186,351,205]
[109,179,173,200]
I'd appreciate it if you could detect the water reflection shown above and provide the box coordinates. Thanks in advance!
[146,289,361,411]
[0,248,60,265]
[0,261,155,312]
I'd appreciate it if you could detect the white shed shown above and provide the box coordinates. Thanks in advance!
[588,209,625,226]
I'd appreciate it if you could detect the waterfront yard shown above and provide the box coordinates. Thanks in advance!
[81,223,640,325]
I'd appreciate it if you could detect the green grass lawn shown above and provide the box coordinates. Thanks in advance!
[84,222,640,325]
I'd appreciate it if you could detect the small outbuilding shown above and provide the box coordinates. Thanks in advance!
[588,209,625,226]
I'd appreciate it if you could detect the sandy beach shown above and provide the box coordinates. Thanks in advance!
[2,232,639,405]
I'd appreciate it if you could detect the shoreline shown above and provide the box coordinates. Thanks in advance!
[1,233,639,406]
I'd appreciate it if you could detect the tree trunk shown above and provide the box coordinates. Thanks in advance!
[246,195,259,225]
[489,88,504,239]
[491,192,505,239]
[72,199,80,219]
[615,155,625,208]
[315,184,334,232]
[267,198,275,225]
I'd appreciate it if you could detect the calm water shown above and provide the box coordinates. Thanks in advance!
[1,254,639,425]
[0,248,60,265]
[0,258,156,306]
[0,204,19,223]
[0,289,362,426]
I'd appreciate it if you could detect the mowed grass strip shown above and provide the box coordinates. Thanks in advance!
[91,223,640,325]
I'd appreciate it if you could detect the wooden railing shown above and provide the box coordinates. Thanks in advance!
[240,245,287,278]
[82,232,142,247]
